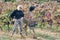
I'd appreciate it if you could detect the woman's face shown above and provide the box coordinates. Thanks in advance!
[17,5,23,10]
[17,7,23,10]
[19,7,22,10]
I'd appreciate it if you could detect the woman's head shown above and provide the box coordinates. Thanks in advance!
[17,5,23,10]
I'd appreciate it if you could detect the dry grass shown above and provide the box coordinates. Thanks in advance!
[0,28,60,40]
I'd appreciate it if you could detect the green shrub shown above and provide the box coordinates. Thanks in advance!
[4,0,16,2]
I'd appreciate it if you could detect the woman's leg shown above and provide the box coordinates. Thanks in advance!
[11,20,18,36]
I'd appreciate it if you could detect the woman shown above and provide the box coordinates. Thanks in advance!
[10,5,24,37]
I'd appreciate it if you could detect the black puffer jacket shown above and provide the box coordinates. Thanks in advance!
[10,9,24,19]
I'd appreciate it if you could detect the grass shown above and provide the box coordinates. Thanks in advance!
[2,23,60,33]
[0,29,60,40]
[37,33,59,40]
[1,36,10,40]
[0,23,60,40]
[36,23,60,32]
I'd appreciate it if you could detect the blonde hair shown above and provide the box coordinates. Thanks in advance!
[17,5,23,10]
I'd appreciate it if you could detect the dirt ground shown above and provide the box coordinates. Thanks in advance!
[0,28,60,40]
